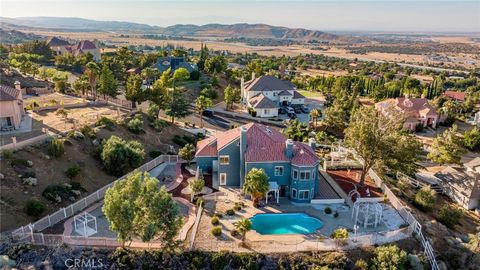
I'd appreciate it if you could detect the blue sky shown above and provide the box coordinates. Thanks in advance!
[1,1,479,32]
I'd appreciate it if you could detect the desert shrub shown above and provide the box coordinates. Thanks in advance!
[150,118,168,131]
[190,70,200,80]
[183,135,195,144]
[80,125,95,138]
[211,216,220,225]
[331,228,348,240]
[42,183,83,202]
[24,199,45,218]
[196,132,205,140]
[324,207,332,214]
[149,150,162,158]
[22,171,36,178]
[96,116,116,129]
[354,259,368,270]
[147,104,160,121]
[11,158,30,167]
[414,186,436,211]
[233,203,242,211]
[173,135,195,147]
[101,135,145,176]
[333,212,339,218]
[1,150,13,159]
[211,227,222,237]
[438,204,462,228]
[127,117,144,134]
[48,138,65,157]
[65,164,81,179]
[201,86,218,99]
[371,245,407,270]
[213,212,223,219]
[226,209,235,216]
[230,229,238,237]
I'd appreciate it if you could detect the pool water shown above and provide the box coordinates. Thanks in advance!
[250,213,323,235]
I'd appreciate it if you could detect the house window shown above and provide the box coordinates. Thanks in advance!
[220,173,227,185]
[299,190,310,200]
[264,109,269,115]
[275,166,284,176]
[219,155,229,165]
[293,169,298,179]
[299,171,311,180]
[291,188,297,199]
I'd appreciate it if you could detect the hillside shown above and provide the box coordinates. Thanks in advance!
[0,28,43,44]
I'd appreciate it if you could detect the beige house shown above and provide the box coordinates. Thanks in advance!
[375,97,440,131]
[47,37,101,61]
[0,84,25,130]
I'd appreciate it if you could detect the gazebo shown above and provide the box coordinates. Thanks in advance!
[351,201,383,228]
[74,211,97,237]
[265,182,280,204]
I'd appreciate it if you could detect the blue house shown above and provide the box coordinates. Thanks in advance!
[195,123,320,203]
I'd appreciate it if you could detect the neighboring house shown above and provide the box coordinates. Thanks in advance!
[152,57,197,73]
[241,75,305,118]
[47,37,101,61]
[443,91,466,103]
[195,123,320,203]
[375,96,440,131]
[0,84,25,130]
[434,158,480,210]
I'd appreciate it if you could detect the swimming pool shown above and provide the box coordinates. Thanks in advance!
[250,213,323,235]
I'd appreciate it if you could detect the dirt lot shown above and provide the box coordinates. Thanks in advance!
[24,93,86,108]
[0,113,191,232]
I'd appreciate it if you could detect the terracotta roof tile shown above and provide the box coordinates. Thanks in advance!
[444,91,466,102]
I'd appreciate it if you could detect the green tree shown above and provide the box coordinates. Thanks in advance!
[172,67,190,90]
[285,119,309,142]
[235,218,252,244]
[149,78,169,107]
[179,143,195,165]
[165,90,191,123]
[147,103,160,121]
[195,95,214,128]
[72,75,90,96]
[48,138,64,157]
[243,168,269,207]
[55,108,69,128]
[463,127,480,151]
[125,73,145,108]
[101,135,145,176]
[189,177,205,202]
[103,170,181,246]
[414,186,436,211]
[323,102,347,130]
[141,67,159,85]
[371,245,408,270]
[428,125,466,165]
[98,65,118,99]
[224,85,241,111]
[309,108,322,129]
[205,56,227,73]
[85,61,100,98]
[344,106,422,186]
[315,131,336,145]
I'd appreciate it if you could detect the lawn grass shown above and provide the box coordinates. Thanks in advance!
[298,90,323,98]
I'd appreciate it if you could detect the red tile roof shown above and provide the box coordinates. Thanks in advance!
[444,91,466,102]
[75,40,97,50]
[195,137,217,156]
[0,85,21,101]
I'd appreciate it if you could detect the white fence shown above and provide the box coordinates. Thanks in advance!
[0,133,52,151]
[11,155,179,242]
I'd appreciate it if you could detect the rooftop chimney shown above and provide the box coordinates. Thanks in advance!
[251,71,256,81]
[14,81,21,91]
[308,138,316,150]
[285,139,294,158]
[239,126,248,186]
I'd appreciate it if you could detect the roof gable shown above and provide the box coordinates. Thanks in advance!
[245,75,295,92]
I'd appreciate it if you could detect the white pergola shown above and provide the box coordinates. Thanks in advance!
[74,211,97,237]
[351,201,383,228]
[265,182,280,204]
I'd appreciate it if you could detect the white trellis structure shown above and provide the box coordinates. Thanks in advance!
[352,201,383,228]
[347,190,360,207]
[74,212,97,237]
[265,182,280,204]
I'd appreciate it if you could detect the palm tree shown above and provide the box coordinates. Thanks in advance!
[242,168,269,207]
[85,61,100,99]
[195,95,214,128]
[235,218,252,245]
[310,108,322,129]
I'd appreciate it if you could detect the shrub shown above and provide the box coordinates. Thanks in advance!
[96,116,116,129]
[331,228,348,240]
[183,135,195,144]
[371,245,408,270]
[80,125,95,138]
[415,123,424,132]
[127,117,144,134]
[333,212,339,218]
[226,209,235,216]
[201,86,218,99]
[196,197,204,207]
[211,227,222,237]
[150,118,168,131]
[101,136,145,176]
[414,186,436,211]
[1,150,13,159]
[24,199,45,218]
[190,70,200,80]
[438,204,462,228]
[149,150,162,158]
[464,127,480,151]
[247,107,257,117]
[147,104,160,121]
[22,171,36,178]
[11,158,30,167]
[65,164,81,179]
[324,207,332,214]
[211,216,220,225]
[230,229,238,237]
[233,203,242,211]
[213,212,223,218]
[196,132,205,140]
[48,138,65,157]
[354,259,368,270]
[173,135,187,147]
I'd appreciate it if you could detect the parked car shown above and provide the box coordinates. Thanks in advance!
[287,112,297,119]
[278,107,287,114]
[300,105,310,113]
[202,109,214,117]
[294,107,302,114]
[285,106,295,114]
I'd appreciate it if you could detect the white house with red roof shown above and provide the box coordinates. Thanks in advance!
[375,96,441,131]
[47,37,101,61]
[195,123,320,203]
[241,74,305,118]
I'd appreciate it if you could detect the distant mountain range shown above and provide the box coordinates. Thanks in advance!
[0,16,365,43]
